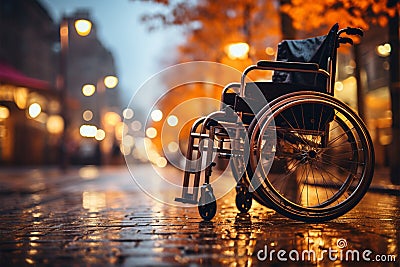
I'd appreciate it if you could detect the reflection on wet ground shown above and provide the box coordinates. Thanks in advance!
[0,166,398,266]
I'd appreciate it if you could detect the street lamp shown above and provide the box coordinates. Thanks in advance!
[225,42,250,60]
[95,75,118,164]
[104,75,118,89]
[74,19,92,37]
[59,16,92,170]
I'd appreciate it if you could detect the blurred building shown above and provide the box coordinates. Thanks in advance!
[0,0,122,165]
[359,24,392,167]
[62,10,122,165]
[0,0,62,165]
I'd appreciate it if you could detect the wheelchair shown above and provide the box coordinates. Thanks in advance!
[175,24,375,222]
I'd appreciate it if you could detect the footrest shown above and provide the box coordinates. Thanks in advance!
[175,197,198,204]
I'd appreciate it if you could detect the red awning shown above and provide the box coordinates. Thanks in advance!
[0,62,51,90]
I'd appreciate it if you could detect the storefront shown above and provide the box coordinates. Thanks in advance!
[0,63,63,165]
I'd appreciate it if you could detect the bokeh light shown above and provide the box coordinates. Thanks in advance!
[167,141,179,153]
[46,115,64,134]
[83,110,93,121]
[146,127,157,139]
[226,42,249,60]
[28,103,41,118]
[151,109,163,122]
[80,124,97,137]
[131,120,142,131]
[167,115,178,126]
[0,106,10,120]
[95,129,106,141]
[74,19,92,37]
[104,75,118,89]
[82,84,95,96]
[123,108,134,119]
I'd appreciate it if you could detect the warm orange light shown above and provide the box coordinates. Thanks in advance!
[74,19,92,37]
[104,111,121,127]
[0,106,10,120]
[14,87,28,109]
[82,191,105,212]
[376,43,391,57]
[115,122,128,141]
[265,47,275,56]
[60,24,68,38]
[46,115,64,134]
[226,42,250,60]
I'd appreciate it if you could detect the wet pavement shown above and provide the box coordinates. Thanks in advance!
[0,165,398,266]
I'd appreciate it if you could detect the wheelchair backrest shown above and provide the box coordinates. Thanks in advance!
[272,23,339,90]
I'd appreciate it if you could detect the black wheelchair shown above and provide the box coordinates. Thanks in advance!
[175,24,375,222]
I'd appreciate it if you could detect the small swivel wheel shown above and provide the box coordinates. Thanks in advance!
[235,184,252,213]
[198,184,217,221]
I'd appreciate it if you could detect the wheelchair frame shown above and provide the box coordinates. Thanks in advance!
[175,24,374,222]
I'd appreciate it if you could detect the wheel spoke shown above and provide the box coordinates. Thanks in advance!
[247,94,373,221]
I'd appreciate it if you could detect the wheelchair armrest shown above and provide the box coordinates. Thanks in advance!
[257,60,320,71]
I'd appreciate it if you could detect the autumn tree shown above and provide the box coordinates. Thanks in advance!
[135,0,283,152]
[137,1,283,66]
[281,0,400,184]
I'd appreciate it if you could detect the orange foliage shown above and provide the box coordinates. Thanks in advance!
[281,0,400,32]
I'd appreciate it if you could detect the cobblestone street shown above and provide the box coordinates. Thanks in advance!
[0,165,398,266]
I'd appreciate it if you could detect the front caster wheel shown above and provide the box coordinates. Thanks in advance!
[235,185,252,213]
[198,185,217,221]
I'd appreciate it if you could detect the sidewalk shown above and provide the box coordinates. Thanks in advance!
[0,164,398,266]
[368,167,400,195]
[1,165,398,194]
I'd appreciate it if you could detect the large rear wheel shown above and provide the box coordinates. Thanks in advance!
[247,92,374,222]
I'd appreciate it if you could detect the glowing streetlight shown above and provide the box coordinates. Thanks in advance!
[60,16,93,169]
[80,124,97,138]
[0,106,10,120]
[74,19,92,37]
[82,84,95,96]
[46,115,64,134]
[28,103,41,119]
[226,42,250,60]
[104,75,118,89]
[376,43,391,57]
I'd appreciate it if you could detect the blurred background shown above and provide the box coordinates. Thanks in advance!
[0,0,398,180]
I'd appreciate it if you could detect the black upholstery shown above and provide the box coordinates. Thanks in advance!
[272,23,338,89]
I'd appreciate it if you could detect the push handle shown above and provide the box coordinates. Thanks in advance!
[344,27,364,37]
[338,37,353,45]
[338,27,364,37]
